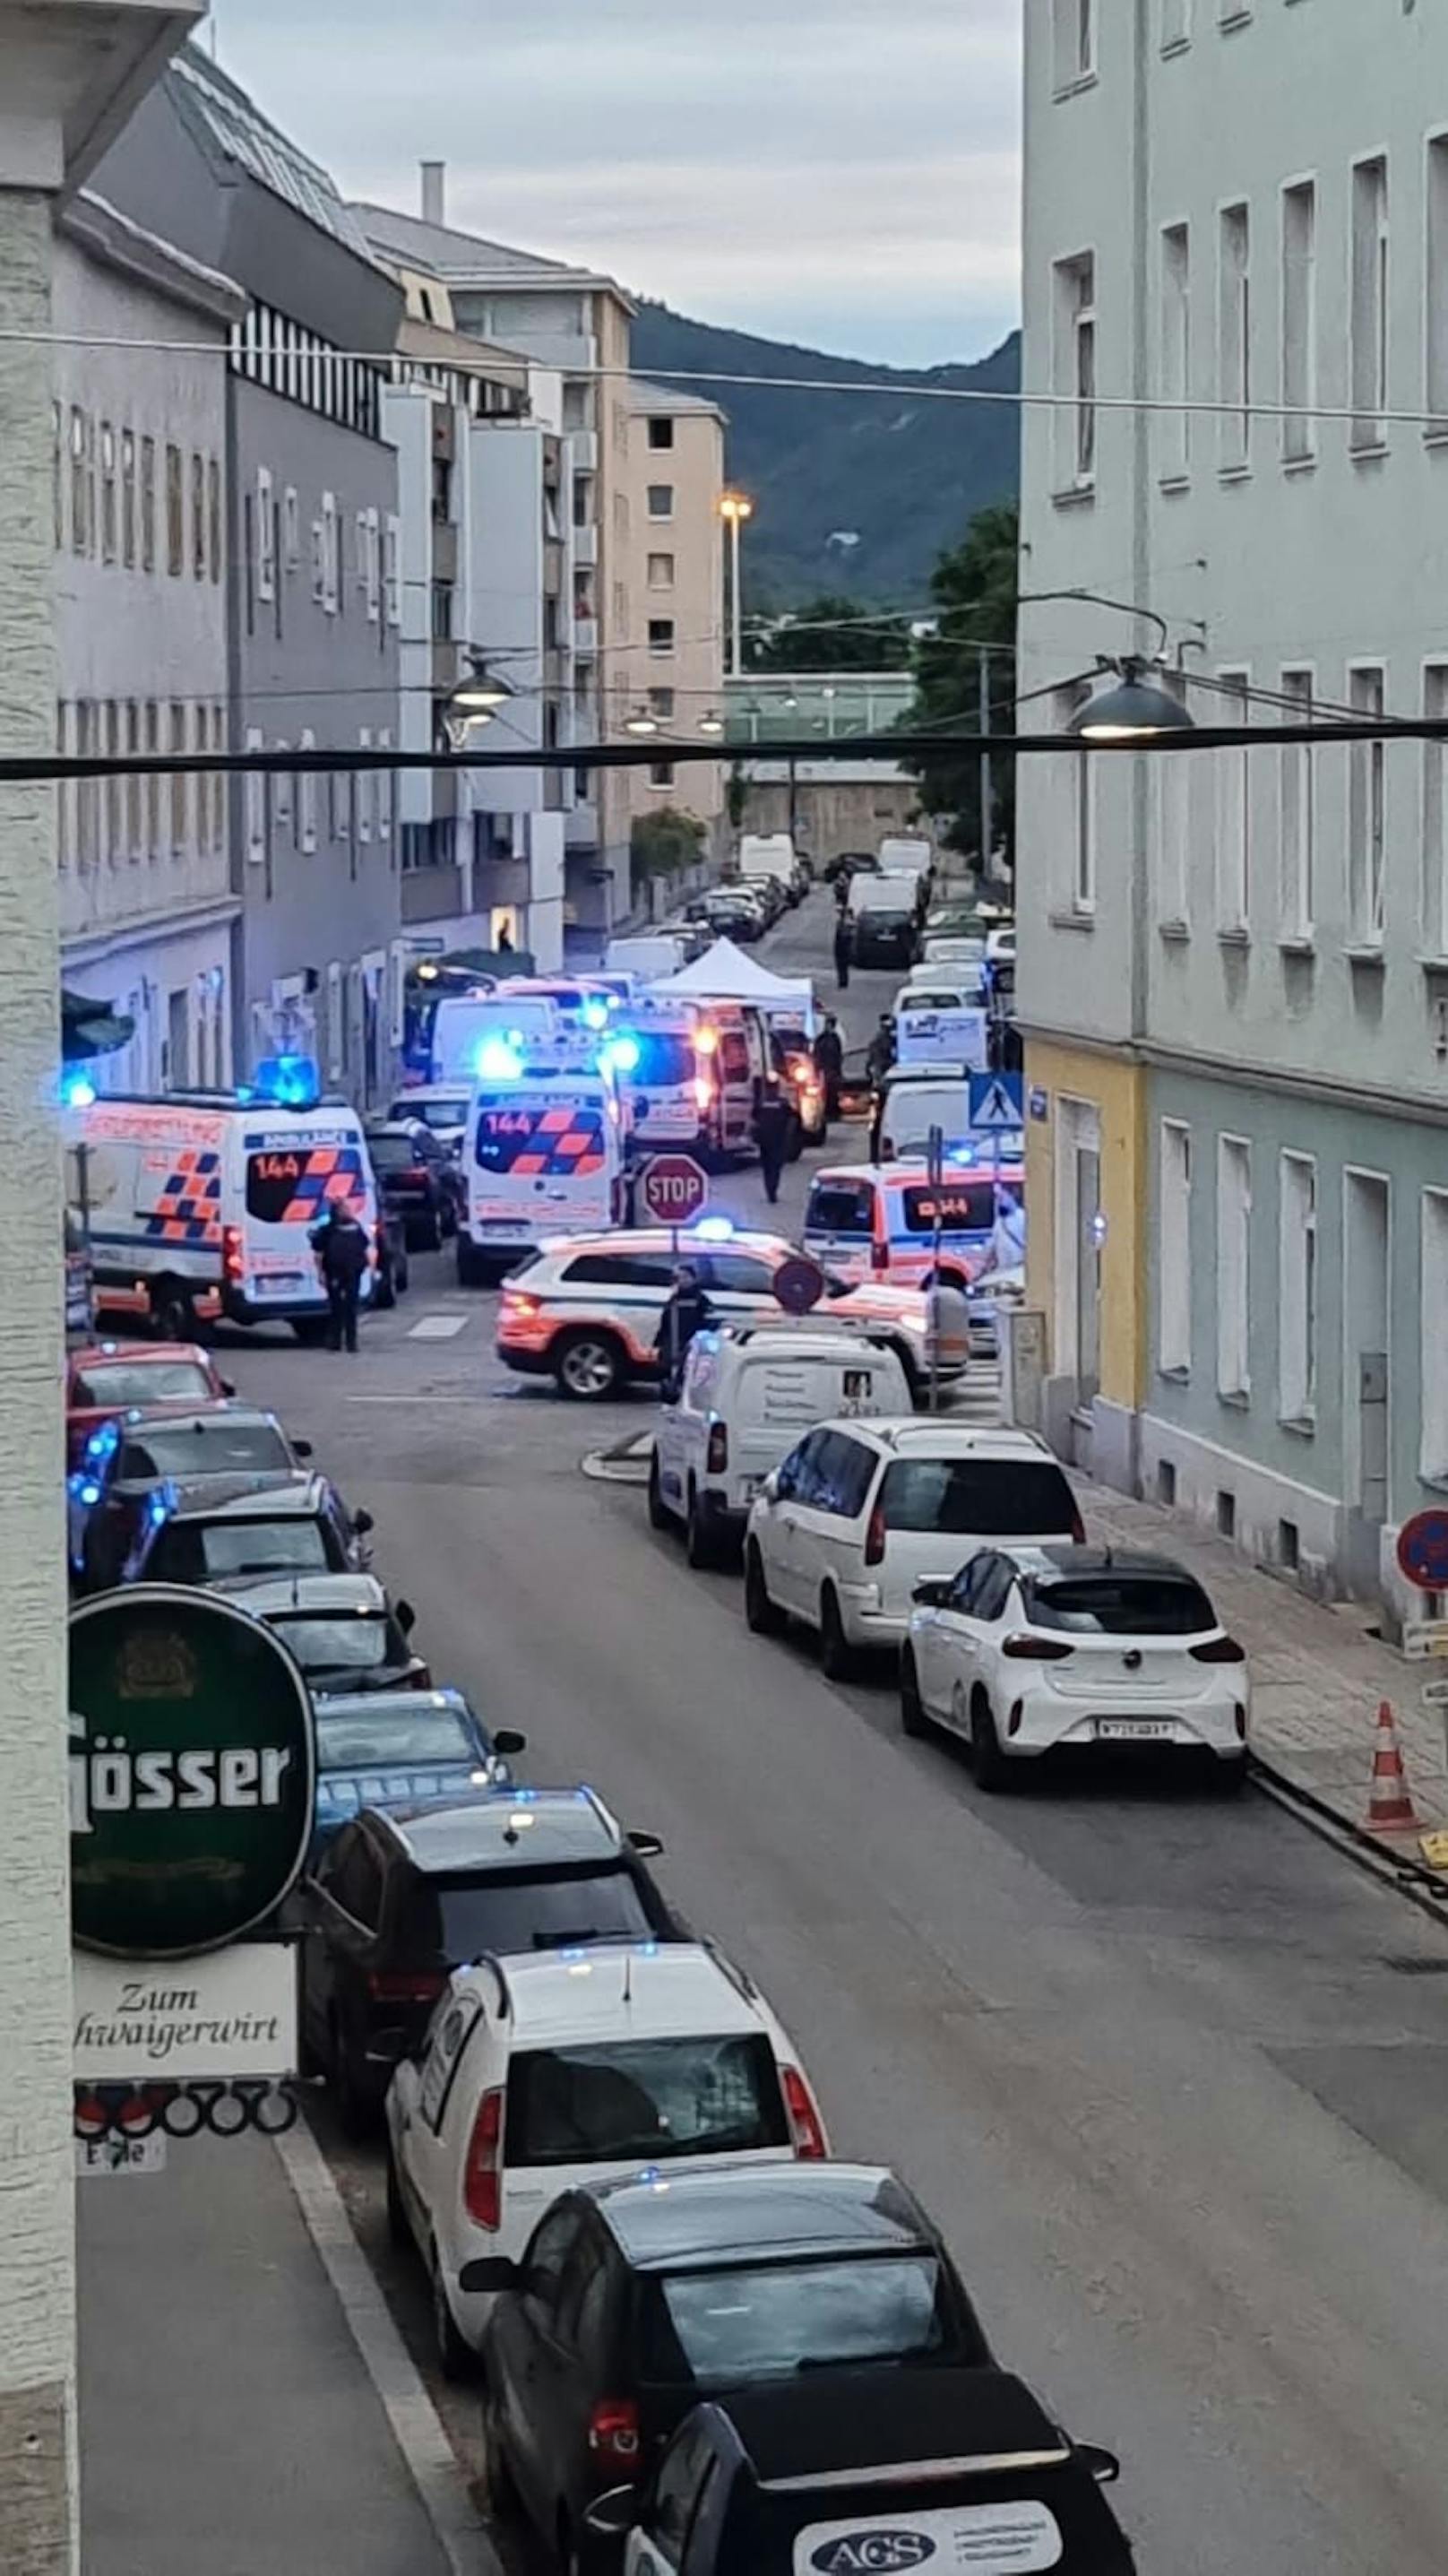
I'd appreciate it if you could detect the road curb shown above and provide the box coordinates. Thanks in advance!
[274,2122,504,2576]
[1250,1753,1448,1932]
[582,1431,654,1484]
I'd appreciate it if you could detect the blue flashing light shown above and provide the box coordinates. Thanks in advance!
[510,1786,539,1803]
[582,998,610,1033]
[475,1036,524,1082]
[148,1493,169,1526]
[78,1481,101,1508]
[63,1074,97,1110]
[558,1945,587,1962]
[634,1941,659,1958]
[636,2165,664,2184]
[605,1034,641,1075]
[85,1422,120,1464]
[946,1143,977,1166]
[254,1054,321,1109]
[692,1215,735,1242]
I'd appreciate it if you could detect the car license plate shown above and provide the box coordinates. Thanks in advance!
[75,2133,167,2176]
[478,1221,524,1236]
[1097,1718,1176,1742]
[254,1272,302,1297]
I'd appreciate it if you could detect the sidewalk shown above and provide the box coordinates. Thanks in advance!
[1077,1474,1448,1847]
[79,2128,484,2576]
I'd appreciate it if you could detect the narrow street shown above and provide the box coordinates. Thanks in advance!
[81,890,1448,2576]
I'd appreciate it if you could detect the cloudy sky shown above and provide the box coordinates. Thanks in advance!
[215,0,1021,367]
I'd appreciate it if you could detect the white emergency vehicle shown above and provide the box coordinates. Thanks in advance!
[455,1043,629,1284]
[65,1071,378,1341]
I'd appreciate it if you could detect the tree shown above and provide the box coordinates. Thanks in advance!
[746,592,912,674]
[901,503,1018,874]
[630,805,707,906]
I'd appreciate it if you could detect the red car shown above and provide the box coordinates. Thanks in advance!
[65,1340,233,1471]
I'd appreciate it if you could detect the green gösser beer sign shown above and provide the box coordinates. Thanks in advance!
[70,1587,315,1958]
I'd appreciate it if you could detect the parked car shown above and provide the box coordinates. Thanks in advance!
[224,1569,427,1697]
[300,1790,675,2132]
[901,1542,1250,1789]
[123,1471,373,1586]
[476,2159,992,2554]
[364,1118,463,1250]
[743,1420,1083,1678]
[311,1687,525,1852]
[583,2367,1134,2576]
[496,1228,940,1405]
[65,1338,233,1471]
[387,1940,827,2373]
[387,1083,471,1155]
[651,1327,913,1567]
[69,1403,307,1592]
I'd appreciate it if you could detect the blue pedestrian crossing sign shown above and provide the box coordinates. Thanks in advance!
[968,1071,1025,1134]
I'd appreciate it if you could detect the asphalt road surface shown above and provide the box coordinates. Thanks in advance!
[208,894,1448,2573]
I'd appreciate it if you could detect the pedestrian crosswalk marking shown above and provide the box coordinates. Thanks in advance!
[407,1314,469,1340]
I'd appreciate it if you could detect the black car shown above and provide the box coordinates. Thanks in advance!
[364,1118,462,1251]
[299,1790,675,2130]
[69,1403,309,1593]
[585,2367,1134,2576]
[470,2161,992,2560]
[123,1471,372,1586]
[851,899,918,968]
[823,851,880,886]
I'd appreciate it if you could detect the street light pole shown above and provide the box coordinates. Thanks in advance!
[719,491,754,679]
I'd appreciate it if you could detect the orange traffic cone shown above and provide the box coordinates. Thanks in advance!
[1367,1700,1420,1833]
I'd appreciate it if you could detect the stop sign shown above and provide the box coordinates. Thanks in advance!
[638,1153,709,1228]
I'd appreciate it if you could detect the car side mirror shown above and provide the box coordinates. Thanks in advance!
[493,1730,526,1757]
[395,1599,417,1637]
[292,1438,314,1460]
[912,1578,951,1608]
[458,2256,521,2294]
[353,1508,375,1535]
[583,2488,641,2542]
[627,1828,664,1858]
[759,1472,779,1503]
[1077,2443,1121,2486]
[219,1377,237,1397]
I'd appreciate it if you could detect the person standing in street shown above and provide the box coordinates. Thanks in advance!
[922,1264,972,1396]
[655,1264,714,1401]
[866,1013,896,1088]
[813,1014,844,1123]
[832,910,854,991]
[752,1075,794,1206]
[310,1199,370,1352]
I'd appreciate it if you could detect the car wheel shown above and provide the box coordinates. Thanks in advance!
[744,1543,784,1636]
[430,2242,476,2382]
[455,1234,491,1288]
[685,1483,717,1570]
[647,1448,671,1531]
[970,1686,1009,1792]
[384,2145,409,2250]
[818,1586,857,1681]
[900,1649,931,1739]
[1215,1753,1250,1798]
[482,2390,518,2518]
[151,1279,194,1343]
[373,1264,397,1312]
[554,1329,624,1402]
[291,1317,330,1346]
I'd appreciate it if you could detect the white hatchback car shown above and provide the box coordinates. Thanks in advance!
[650,1326,913,1567]
[743,1420,1082,1678]
[385,1941,827,2374]
[901,1543,1250,1789]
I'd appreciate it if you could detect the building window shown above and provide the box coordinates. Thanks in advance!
[1159,1121,1193,1375]
[298,729,317,854]
[1279,1152,1317,1423]
[208,458,221,583]
[649,762,677,790]
[1350,155,1390,450]
[125,702,142,858]
[1215,669,1251,929]
[1156,740,1189,924]
[377,730,392,840]
[120,430,136,566]
[52,402,64,549]
[648,618,676,655]
[1161,0,1191,47]
[648,687,676,719]
[272,742,293,841]
[321,492,339,613]
[1217,1137,1252,1400]
[358,730,373,843]
[330,769,351,845]
[1348,664,1386,945]
[1057,681,1095,910]
[1279,669,1314,939]
[70,410,88,555]
[278,484,298,575]
[1426,137,1448,430]
[211,705,226,854]
[1421,1191,1448,1481]
[73,703,94,867]
[1422,665,1448,953]
[141,437,156,573]
[245,726,266,866]
[103,704,121,860]
[1159,224,1191,481]
[647,416,675,450]
[431,581,454,641]
[364,506,380,621]
[99,422,116,563]
[188,454,203,579]
[144,702,160,858]
[384,512,401,624]
[165,444,184,575]
[646,483,675,521]
[1280,180,1316,462]
[169,704,187,854]
[1219,203,1251,471]
[1052,0,1094,88]
[255,467,275,602]
[1052,253,1096,489]
[647,552,676,591]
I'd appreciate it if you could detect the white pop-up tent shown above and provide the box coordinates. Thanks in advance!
[649,938,816,1029]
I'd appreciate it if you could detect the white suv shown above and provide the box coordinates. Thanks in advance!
[650,1326,912,1568]
[743,1420,1082,1679]
[384,1941,827,2375]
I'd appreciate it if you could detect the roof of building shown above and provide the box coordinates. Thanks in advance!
[60,190,246,327]
[354,202,632,306]
[170,47,376,264]
[629,376,726,423]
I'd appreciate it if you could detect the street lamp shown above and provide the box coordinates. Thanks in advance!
[443,660,513,750]
[624,709,659,738]
[1067,656,1195,742]
[719,488,754,679]
[697,712,724,737]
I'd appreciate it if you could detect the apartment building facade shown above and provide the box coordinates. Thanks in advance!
[1019,0,1448,1624]
[619,380,727,873]
[95,47,407,1103]
[53,190,243,1090]
[357,186,635,938]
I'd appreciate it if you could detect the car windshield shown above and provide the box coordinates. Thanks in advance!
[887,1089,967,1145]
[504,2032,788,2166]
[150,1518,333,1581]
[881,1458,1079,1538]
[315,1706,472,1770]
[629,1032,695,1086]
[1026,1575,1217,1635]
[807,1182,874,1238]
[405,1863,656,1960]
[642,2254,955,2386]
[367,1135,425,1170]
[397,1097,466,1131]
[73,1361,213,1408]
[119,1421,290,1478]
[269,1614,393,1673]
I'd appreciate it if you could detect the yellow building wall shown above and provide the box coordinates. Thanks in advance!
[1022,1037,1148,1413]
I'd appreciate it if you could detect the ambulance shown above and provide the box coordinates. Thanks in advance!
[65,1071,379,1341]
[455,1045,629,1284]
[428,989,561,1081]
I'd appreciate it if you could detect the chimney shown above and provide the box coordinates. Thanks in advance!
[420,160,445,227]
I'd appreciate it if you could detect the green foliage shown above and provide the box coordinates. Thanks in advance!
[901,504,1019,870]
[631,805,708,888]
[725,764,750,831]
[746,594,912,673]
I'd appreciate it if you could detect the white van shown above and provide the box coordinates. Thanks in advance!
[892,987,988,1071]
[738,832,796,888]
[386,1941,826,2362]
[456,1058,627,1283]
[877,834,934,880]
[66,1085,378,1341]
[650,1325,914,1565]
[430,991,561,1082]
[604,932,695,983]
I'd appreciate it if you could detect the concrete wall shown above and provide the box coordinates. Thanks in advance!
[620,389,725,862]
[738,773,918,865]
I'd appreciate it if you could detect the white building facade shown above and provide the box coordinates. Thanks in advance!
[53,192,242,1088]
[1019,0,1448,1627]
